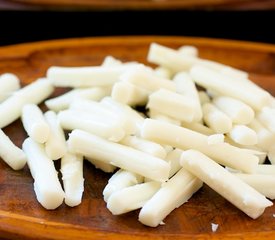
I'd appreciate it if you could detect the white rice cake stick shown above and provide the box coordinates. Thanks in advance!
[44,111,67,160]
[198,91,211,104]
[148,109,181,126]
[141,119,259,173]
[0,73,20,103]
[181,122,214,136]
[58,109,125,142]
[147,89,196,122]
[70,98,120,121]
[107,181,161,215]
[101,97,144,136]
[257,107,275,133]
[0,78,54,128]
[68,129,170,182]
[120,135,167,159]
[21,104,50,143]
[190,65,271,110]
[103,169,143,202]
[206,89,221,99]
[139,168,202,227]
[173,72,202,122]
[165,148,183,177]
[85,156,117,173]
[111,81,149,106]
[202,103,232,134]
[148,43,247,79]
[163,145,173,154]
[147,43,197,72]
[178,45,199,57]
[69,99,126,133]
[154,66,172,79]
[22,138,64,209]
[245,146,266,164]
[224,166,241,174]
[102,56,142,68]
[199,59,248,79]
[212,69,269,102]
[228,125,258,146]
[248,119,275,151]
[47,65,139,88]
[0,129,27,170]
[45,87,110,112]
[224,137,267,164]
[234,173,275,200]
[213,96,255,125]
[61,152,84,207]
[102,56,141,68]
[268,97,275,108]
[101,55,123,67]
[120,67,176,92]
[268,146,275,165]
[180,149,272,219]
[207,134,225,145]
[257,164,275,175]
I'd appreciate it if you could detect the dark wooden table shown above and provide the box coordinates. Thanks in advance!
[0,0,275,10]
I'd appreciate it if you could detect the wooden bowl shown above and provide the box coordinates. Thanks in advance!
[0,36,275,240]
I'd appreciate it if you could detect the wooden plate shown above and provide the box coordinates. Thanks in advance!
[0,36,275,240]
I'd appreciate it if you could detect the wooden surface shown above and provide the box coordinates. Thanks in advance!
[0,36,275,240]
[1,0,275,10]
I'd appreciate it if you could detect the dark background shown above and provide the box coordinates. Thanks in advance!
[0,10,274,46]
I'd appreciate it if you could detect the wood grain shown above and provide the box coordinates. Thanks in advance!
[2,0,275,10]
[0,36,275,240]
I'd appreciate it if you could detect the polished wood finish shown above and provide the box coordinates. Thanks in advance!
[0,36,275,240]
[1,0,275,10]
